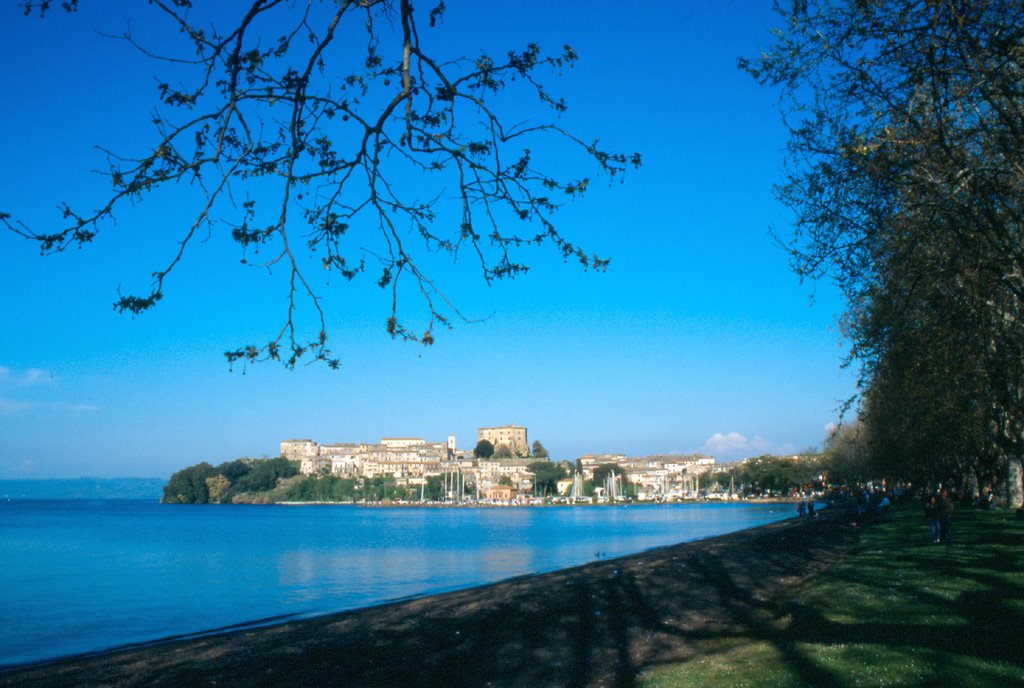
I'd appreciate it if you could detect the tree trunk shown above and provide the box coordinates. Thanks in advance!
[1008,455,1024,509]
[964,469,980,501]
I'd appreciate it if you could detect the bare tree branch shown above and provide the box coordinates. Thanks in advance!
[9,0,640,370]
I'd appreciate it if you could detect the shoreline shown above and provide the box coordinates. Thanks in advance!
[266,496,818,507]
[1,506,858,687]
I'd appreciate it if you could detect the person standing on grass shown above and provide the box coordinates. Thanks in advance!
[925,495,942,543]
[856,490,868,518]
[939,488,954,544]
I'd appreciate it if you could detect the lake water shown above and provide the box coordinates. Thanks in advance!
[0,500,796,668]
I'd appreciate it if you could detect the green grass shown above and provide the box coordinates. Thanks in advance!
[640,504,1024,688]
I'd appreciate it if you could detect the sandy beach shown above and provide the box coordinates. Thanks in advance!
[2,507,858,688]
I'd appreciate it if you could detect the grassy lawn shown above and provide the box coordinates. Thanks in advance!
[640,503,1024,688]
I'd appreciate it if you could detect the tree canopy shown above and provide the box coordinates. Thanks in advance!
[714,455,826,497]
[163,456,298,503]
[592,462,624,487]
[821,421,873,486]
[745,0,1024,504]
[8,0,638,368]
[473,439,494,459]
[527,459,564,494]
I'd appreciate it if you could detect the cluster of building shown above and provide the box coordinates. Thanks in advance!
[574,453,717,498]
[280,424,717,501]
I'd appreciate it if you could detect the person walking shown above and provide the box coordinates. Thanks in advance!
[924,495,941,543]
[939,488,954,544]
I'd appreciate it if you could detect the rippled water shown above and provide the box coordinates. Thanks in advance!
[0,499,795,667]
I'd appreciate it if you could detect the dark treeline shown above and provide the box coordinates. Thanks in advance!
[163,461,480,504]
[162,458,298,504]
[710,437,877,498]
[746,1,1024,506]
[712,456,828,498]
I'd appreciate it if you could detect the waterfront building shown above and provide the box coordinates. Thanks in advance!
[568,454,717,499]
[576,454,627,480]
[474,457,534,493]
[484,484,515,501]
[287,435,457,485]
[282,433,716,501]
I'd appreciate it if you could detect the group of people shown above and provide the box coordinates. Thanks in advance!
[853,488,894,518]
[924,488,955,544]
[796,499,818,517]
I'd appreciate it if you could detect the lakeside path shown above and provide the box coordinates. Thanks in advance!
[3,508,858,688]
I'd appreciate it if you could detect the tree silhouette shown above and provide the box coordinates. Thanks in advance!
[8,0,638,368]
[473,439,494,459]
[744,0,1024,502]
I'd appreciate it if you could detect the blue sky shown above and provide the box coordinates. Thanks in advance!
[0,1,857,478]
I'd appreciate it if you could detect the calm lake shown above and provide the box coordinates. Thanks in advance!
[0,499,796,667]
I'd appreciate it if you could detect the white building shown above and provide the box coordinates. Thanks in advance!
[287,435,457,484]
[280,439,319,461]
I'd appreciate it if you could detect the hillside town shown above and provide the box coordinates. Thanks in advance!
[280,424,717,502]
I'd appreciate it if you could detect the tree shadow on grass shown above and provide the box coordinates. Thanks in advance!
[720,508,1024,688]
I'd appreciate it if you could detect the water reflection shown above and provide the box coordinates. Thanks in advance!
[1,501,794,666]
[277,543,539,607]
[268,503,794,616]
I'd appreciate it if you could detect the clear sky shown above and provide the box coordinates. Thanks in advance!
[0,1,857,479]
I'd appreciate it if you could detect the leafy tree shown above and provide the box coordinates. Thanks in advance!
[231,457,297,493]
[281,476,312,501]
[822,421,872,486]
[715,456,824,497]
[711,470,733,490]
[473,439,494,459]
[162,461,217,503]
[205,475,231,503]
[278,474,356,502]
[527,459,564,495]
[744,0,1024,504]
[9,1,638,368]
[423,475,444,501]
[592,462,625,488]
[493,443,514,459]
[163,457,300,503]
[531,440,549,459]
[362,475,400,501]
[218,459,251,483]
[331,477,359,501]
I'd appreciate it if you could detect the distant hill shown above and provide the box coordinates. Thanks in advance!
[0,478,166,501]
